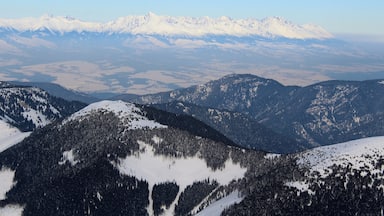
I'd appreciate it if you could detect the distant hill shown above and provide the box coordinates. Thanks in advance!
[118,74,384,149]
[10,81,99,104]
[151,101,303,153]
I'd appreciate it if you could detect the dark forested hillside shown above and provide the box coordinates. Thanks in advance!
[151,101,304,153]
[0,100,383,215]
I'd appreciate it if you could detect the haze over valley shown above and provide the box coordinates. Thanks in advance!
[0,13,383,94]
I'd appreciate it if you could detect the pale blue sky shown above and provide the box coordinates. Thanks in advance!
[0,0,383,36]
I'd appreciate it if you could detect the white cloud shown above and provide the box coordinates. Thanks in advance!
[315,64,384,73]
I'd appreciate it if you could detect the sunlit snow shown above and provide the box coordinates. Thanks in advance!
[195,191,243,216]
[286,136,384,192]
[0,205,24,216]
[264,153,281,160]
[0,167,16,200]
[64,100,167,130]
[114,139,246,216]
[0,120,31,153]
[21,109,50,127]
[0,14,333,39]
[297,136,384,174]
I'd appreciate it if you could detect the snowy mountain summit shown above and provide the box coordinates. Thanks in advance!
[63,100,167,130]
[0,13,333,39]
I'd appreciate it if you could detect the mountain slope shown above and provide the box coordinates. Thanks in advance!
[151,101,304,153]
[0,13,332,39]
[0,100,268,216]
[0,120,31,153]
[1,100,384,215]
[263,79,384,145]
[224,136,384,215]
[0,81,86,132]
[121,74,384,149]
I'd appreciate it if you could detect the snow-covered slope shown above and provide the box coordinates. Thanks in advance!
[298,136,384,177]
[0,13,332,39]
[115,139,246,216]
[286,136,384,194]
[0,82,86,131]
[0,120,31,153]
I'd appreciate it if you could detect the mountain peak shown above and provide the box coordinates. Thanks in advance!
[64,100,167,130]
[0,14,333,39]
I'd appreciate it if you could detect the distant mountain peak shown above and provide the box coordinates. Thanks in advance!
[0,14,333,39]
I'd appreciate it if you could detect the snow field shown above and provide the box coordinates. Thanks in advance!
[0,205,24,216]
[286,136,384,193]
[114,138,247,216]
[0,120,31,153]
[0,167,16,200]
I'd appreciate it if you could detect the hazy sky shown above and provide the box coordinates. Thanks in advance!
[0,0,383,36]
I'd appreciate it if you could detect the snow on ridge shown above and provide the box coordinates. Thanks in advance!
[0,13,333,39]
[286,136,384,194]
[297,136,384,174]
[64,100,167,130]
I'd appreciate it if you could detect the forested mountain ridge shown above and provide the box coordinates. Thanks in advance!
[1,100,384,215]
[119,74,384,149]
[151,101,304,153]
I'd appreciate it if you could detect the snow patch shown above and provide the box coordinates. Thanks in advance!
[220,84,228,92]
[264,153,281,160]
[64,100,167,130]
[114,140,246,216]
[0,205,24,216]
[58,149,79,166]
[151,135,163,144]
[285,181,314,195]
[0,120,31,153]
[0,167,16,200]
[195,191,243,216]
[379,80,384,85]
[21,109,50,127]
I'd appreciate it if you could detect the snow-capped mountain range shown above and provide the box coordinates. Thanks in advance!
[0,13,332,39]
